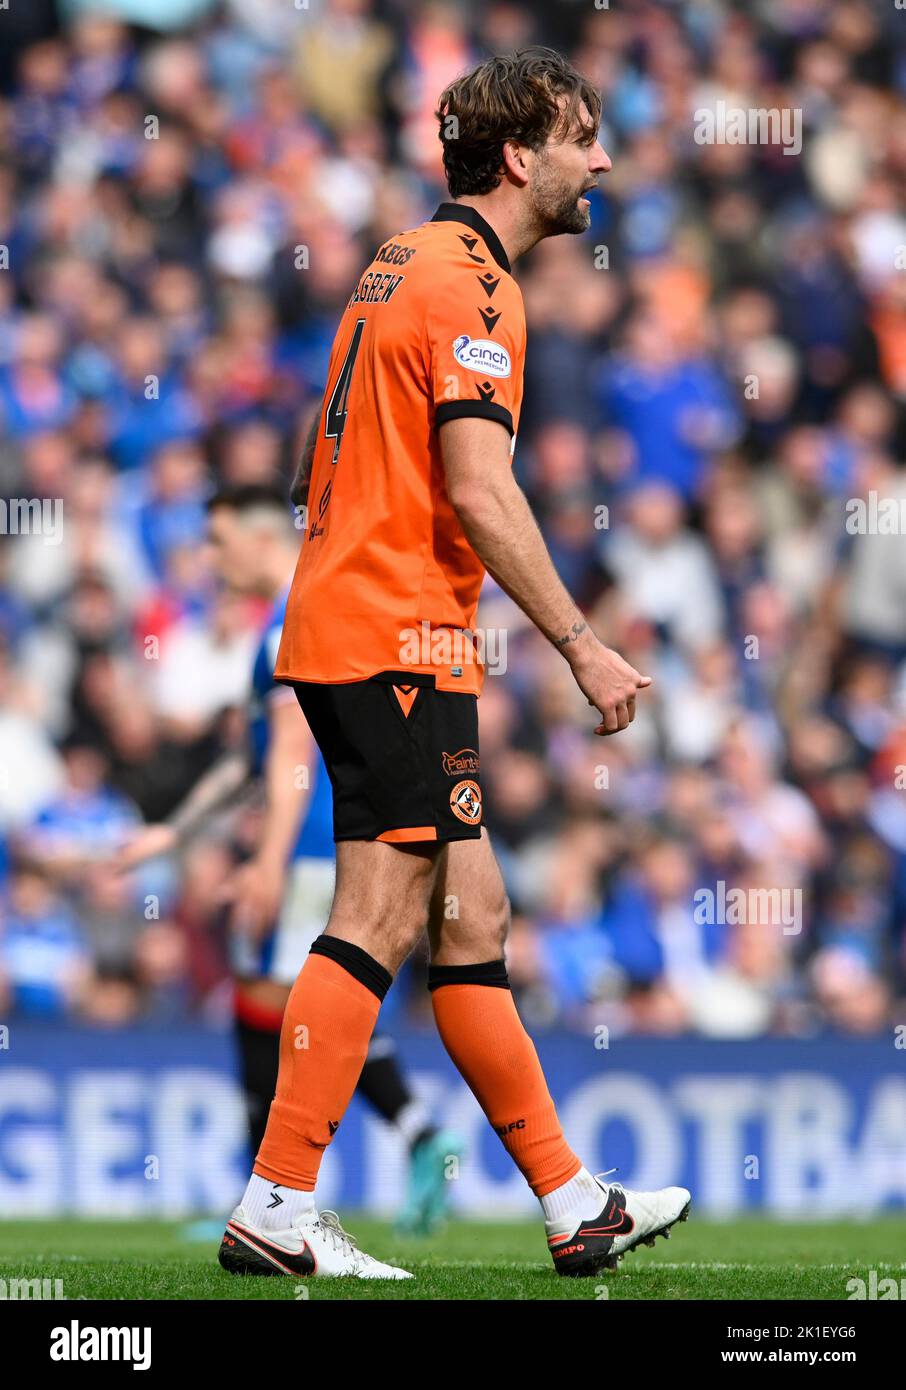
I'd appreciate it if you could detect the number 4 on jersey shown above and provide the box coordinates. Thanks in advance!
[324,318,366,467]
[311,318,365,538]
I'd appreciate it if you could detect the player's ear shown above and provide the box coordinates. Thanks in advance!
[502,139,530,188]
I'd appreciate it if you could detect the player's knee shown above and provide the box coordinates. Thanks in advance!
[325,909,424,972]
[391,907,429,959]
[484,891,511,957]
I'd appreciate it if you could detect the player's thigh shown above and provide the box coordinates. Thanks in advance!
[270,857,336,984]
[427,828,510,965]
[292,676,482,971]
[325,838,441,972]
[231,859,333,1009]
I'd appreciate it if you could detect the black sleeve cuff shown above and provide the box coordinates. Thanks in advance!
[435,399,514,437]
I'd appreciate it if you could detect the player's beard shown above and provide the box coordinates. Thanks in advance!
[529,153,593,236]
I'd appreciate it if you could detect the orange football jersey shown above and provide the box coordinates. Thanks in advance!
[275,203,526,697]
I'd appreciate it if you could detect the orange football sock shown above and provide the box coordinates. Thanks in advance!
[254,937,390,1190]
[429,960,581,1197]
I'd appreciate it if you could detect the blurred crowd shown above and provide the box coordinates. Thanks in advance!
[1,0,906,1037]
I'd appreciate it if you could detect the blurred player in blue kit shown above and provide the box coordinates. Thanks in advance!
[114,483,461,1234]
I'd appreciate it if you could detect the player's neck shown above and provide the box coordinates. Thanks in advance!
[452,193,544,266]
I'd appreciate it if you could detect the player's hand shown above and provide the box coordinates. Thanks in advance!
[221,855,284,941]
[567,637,652,736]
[110,823,178,873]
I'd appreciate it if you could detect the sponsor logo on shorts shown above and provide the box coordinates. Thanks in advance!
[442,748,480,776]
[450,779,482,825]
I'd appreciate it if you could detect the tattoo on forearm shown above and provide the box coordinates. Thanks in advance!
[290,408,321,510]
[555,620,588,648]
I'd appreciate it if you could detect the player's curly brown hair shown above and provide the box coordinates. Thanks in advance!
[436,47,602,198]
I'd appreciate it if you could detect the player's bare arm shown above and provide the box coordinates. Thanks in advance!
[289,397,323,511]
[440,414,651,735]
[223,694,317,938]
[111,749,251,872]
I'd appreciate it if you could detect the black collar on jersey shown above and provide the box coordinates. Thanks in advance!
[431,202,511,275]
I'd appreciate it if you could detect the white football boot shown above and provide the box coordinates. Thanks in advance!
[219,1205,412,1280]
[546,1175,691,1277]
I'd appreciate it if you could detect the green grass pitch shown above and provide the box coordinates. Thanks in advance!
[1,1217,904,1300]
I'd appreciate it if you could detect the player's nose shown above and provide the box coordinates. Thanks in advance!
[590,141,612,175]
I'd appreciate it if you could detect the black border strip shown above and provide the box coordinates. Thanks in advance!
[310,935,393,1002]
[430,202,511,274]
[428,958,510,992]
[436,399,514,436]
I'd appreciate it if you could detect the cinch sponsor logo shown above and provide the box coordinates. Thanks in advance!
[453,335,511,378]
[50,1321,151,1371]
[442,749,479,776]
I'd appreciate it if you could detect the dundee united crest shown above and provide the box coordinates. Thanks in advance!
[450,779,482,825]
